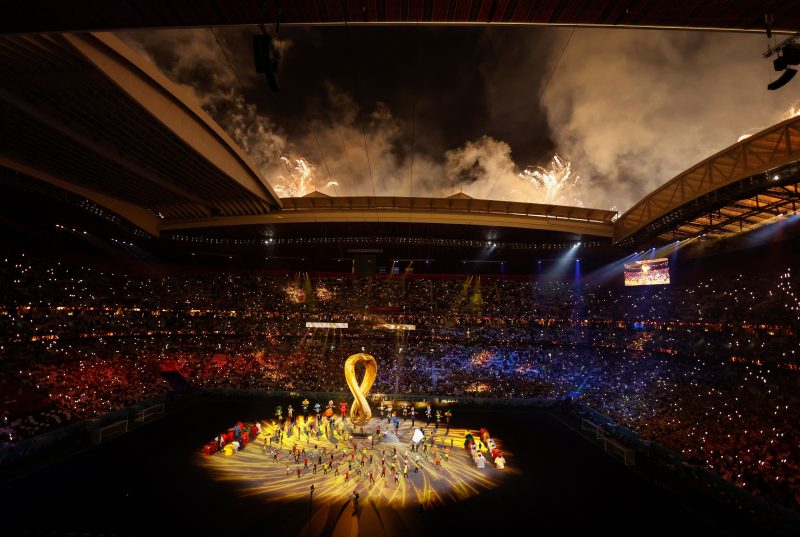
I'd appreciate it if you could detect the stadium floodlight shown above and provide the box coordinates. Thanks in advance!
[768,68,797,90]
[765,37,800,90]
[253,31,280,91]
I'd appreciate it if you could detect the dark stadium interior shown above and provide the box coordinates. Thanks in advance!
[3,4,800,537]
[3,209,800,536]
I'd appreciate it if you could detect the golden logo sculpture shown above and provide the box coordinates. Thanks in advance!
[344,353,377,427]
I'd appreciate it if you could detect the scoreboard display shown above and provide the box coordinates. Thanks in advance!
[624,258,670,286]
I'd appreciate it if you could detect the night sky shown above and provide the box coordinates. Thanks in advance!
[119,25,800,212]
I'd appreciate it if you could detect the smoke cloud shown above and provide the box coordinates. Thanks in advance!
[118,29,289,177]
[118,27,577,205]
[539,29,800,212]
[119,27,799,213]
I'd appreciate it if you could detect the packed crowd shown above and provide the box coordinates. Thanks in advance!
[0,255,799,510]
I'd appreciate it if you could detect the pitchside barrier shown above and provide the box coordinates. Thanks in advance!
[96,420,128,443]
[581,418,603,438]
[134,403,165,422]
[581,417,636,465]
[604,437,636,466]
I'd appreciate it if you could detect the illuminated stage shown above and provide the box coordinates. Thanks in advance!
[201,353,513,519]
[200,414,514,510]
[0,396,763,537]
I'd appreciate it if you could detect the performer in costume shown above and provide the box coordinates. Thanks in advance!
[325,400,335,425]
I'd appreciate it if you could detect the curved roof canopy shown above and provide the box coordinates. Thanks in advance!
[0,32,282,235]
[613,114,800,245]
[161,194,616,237]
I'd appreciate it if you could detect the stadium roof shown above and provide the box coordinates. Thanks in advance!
[2,25,797,249]
[614,114,800,245]
[0,32,282,236]
[0,31,615,240]
[160,194,616,237]
[3,1,799,34]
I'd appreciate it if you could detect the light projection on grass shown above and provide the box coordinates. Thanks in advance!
[200,356,513,508]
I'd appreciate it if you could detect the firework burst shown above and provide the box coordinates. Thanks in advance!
[519,154,581,205]
[274,156,317,197]
[782,101,800,121]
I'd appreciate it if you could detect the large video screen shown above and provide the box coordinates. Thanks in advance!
[624,258,670,286]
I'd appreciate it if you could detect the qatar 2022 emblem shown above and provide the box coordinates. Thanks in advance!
[343,353,377,427]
